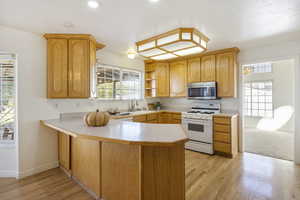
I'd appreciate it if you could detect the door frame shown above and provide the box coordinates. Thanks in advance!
[238,55,298,163]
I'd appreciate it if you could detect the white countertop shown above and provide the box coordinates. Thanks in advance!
[42,117,188,146]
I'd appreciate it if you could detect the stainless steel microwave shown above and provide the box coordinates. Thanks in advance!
[187,82,217,100]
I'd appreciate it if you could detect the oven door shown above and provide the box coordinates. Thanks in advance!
[187,86,216,100]
[182,118,213,143]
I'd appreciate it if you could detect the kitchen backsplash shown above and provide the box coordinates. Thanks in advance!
[158,98,240,113]
[47,99,157,114]
[46,97,238,114]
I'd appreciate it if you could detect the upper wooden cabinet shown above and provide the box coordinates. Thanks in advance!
[187,58,201,83]
[47,39,68,98]
[201,55,216,82]
[170,60,187,97]
[156,62,170,97]
[216,52,237,97]
[144,47,239,99]
[68,39,90,98]
[44,34,104,98]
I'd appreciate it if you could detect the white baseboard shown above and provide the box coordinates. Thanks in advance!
[0,170,17,178]
[17,160,59,179]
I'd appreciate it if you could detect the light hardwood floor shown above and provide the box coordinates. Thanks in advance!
[1,151,300,200]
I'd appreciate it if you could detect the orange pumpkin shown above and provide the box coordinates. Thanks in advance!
[84,109,110,127]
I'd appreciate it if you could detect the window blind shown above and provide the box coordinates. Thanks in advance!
[0,54,15,141]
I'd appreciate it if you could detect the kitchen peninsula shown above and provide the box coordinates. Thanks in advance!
[42,115,188,200]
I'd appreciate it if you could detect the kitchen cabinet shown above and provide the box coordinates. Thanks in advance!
[58,132,70,171]
[132,112,181,124]
[68,39,90,98]
[156,62,170,97]
[216,52,237,97]
[213,115,238,158]
[169,60,187,97]
[47,39,68,98]
[144,47,239,99]
[187,58,201,83]
[201,55,215,82]
[44,34,104,98]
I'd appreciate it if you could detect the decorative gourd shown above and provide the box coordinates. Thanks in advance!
[84,109,110,127]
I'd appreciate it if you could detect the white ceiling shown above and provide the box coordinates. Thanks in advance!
[1,0,300,56]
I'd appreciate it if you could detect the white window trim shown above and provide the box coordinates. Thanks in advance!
[92,63,144,100]
[243,80,274,118]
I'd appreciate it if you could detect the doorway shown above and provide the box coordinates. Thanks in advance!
[242,59,295,161]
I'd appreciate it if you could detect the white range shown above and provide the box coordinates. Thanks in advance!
[181,103,220,155]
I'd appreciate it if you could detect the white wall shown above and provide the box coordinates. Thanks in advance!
[243,59,295,132]
[0,25,144,178]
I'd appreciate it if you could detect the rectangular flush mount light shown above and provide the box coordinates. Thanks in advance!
[135,28,209,61]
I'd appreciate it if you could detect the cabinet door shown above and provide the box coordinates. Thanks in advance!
[216,52,236,97]
[201,55,216,82]
[68,39,90,98]
[58,132,70,170]
[187,58,201,83]
[47,39,68,98]
[156,62,170,97]
[170,61,187,97]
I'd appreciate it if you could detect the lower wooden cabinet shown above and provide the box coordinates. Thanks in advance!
[132,112,181,124]
[58,132,70,170]
[213,115,238,157]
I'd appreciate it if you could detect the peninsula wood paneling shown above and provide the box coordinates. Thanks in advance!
[142,143,185,200]
[101,142,140,200]
[156,62,170,97]
[68,39,90,98]
[47,39,68,98]
[187,58,201,83]
[169,60,187,97]
[71,138,101,197]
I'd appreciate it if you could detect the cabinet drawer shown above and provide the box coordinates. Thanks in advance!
[146,119,158,123]
[160,113,172,118]
[147,113,158,121]
[133,115,147,122]
[172,113,182,120]
[214,142,231,154]
[214,132,230,143]
[214,117,231,125]
[171,119,181,124]
[214,124,230,133]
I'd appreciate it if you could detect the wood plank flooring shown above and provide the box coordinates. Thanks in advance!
[1,150,300,200]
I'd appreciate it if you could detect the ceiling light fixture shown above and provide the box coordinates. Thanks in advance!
[127,48,137,59]
[136,28,209,60]
[149,0,160,3]
[88,0,99,8]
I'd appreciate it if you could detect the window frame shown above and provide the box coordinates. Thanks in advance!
[0,53,16,144]
[92,63,144,100]
[243,80,274,118]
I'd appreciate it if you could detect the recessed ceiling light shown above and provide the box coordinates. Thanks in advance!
[149,0,160,3]
[88,0,99,8]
